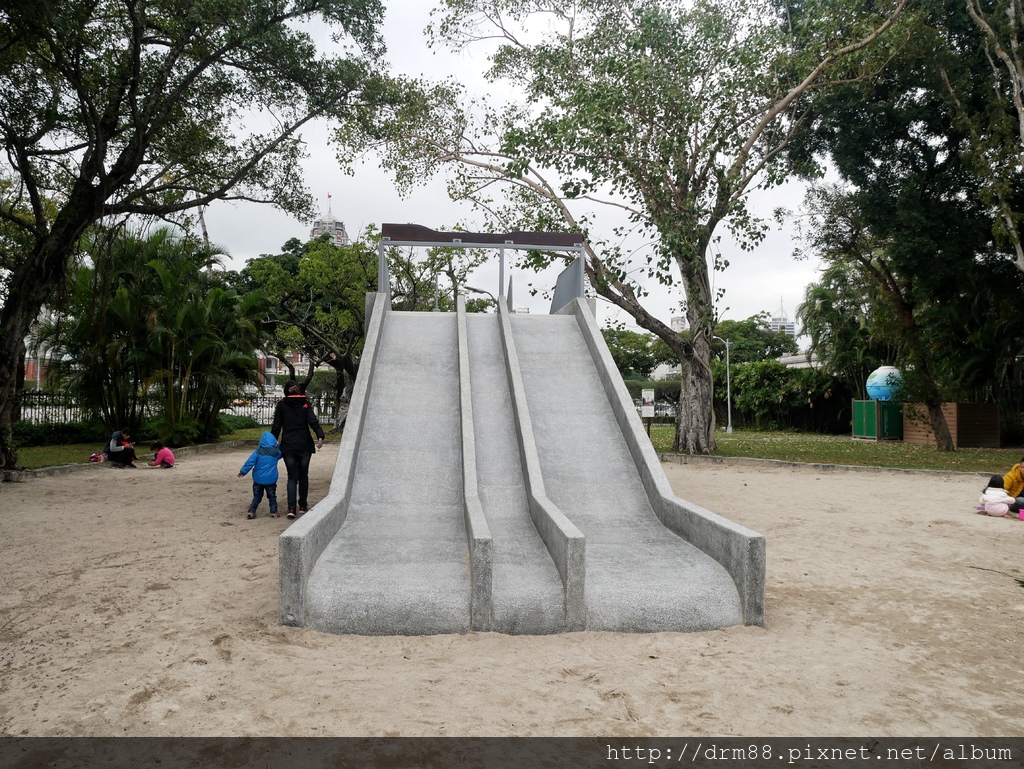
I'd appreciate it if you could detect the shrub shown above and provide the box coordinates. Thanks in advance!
[13,420,109,447]
[219,413,259,433]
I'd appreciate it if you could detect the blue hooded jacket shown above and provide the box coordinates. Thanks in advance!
[239,431,282,485]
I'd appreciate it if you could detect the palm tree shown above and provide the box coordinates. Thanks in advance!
[34,226,263,443]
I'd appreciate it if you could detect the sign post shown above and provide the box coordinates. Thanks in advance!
[641,389,655,436]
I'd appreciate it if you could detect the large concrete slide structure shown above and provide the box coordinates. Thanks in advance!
[280,292,765,635]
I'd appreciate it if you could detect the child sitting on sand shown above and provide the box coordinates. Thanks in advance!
[980,475,1017,517]
[237,431,282,519]
[149,443,175,468]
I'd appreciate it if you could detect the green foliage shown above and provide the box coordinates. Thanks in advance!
[601,328,676,379]
[649,427,1024,472]
[240,230,378,414]
[797,261,899,398]
[351,0,911,454]
[712,314,799,364]
[33,227,263,443]
[239,229,492,422]
[218,414,259,433]
[305,371,339,398]
[960,0,1024,270]
[12,421,108,448]
[0,0,391,470]
[623,379,685,403]
[711,360,853,433]
[789,9,1024,448]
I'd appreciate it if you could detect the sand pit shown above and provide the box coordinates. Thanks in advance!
[1,444,1021,737]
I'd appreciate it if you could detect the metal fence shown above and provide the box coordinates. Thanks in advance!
[19,392,90,425]
[224,394,337,425]
[18,391,337,427]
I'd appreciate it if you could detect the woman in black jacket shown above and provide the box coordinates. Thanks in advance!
[271,380,325,519]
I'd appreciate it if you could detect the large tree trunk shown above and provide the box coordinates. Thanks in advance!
[672,270,717,454]
[674,349,716,454]
[0,347,20,478]
[926,402,955,451]
[0,189,98,475]
[1,252,60,474]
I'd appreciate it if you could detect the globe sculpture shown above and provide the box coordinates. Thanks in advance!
[866,366,902,401]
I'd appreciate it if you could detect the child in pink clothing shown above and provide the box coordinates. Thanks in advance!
[149,443,176,468]
[980,475,1014,516]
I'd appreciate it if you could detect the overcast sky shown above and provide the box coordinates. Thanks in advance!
[204,2,824,340]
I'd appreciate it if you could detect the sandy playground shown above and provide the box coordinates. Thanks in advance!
[0,443,1022,737]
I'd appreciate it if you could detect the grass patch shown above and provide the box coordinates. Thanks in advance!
[17,430,264,469]
[17,423,1018,473]
[17,443,102,470]
[15,425,341,469]
[652,426,1020,473]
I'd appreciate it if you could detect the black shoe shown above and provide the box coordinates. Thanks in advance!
[298,506,308,515]
[246,510,256,520]
[286,508,296,519]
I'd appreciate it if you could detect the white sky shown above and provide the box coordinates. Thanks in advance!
[204,2,824,340]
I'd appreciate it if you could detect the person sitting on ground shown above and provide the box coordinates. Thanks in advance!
[980,475,1017,517]
[106,428,137,468]
[149,442,175,468]
[1001,457,1024,513]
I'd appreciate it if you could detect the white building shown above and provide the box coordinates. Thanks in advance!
[310,196,350,247]
[770,299,796,337]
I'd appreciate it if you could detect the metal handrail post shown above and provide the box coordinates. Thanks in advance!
[725,339,732,434]
[713,336,733,435]
[377,242,389,300]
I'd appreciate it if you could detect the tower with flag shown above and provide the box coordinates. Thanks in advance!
[310,193,350,246]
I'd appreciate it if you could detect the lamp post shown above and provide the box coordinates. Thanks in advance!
[712,336,733,435]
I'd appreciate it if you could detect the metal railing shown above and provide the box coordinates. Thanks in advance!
[17,391,337,427]
[379,223,585,308]
[18,391,89,425]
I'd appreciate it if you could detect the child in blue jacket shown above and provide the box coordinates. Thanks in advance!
[237,431,282,519]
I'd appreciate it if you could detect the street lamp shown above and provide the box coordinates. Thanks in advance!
[712,336,733,435]
[464,285,498,309]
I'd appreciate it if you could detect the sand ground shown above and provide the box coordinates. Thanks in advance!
[1,444,1021,737]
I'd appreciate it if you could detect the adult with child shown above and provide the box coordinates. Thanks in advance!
[271,380,325,520]
[238,431,282,519]
[105,427,137,468]
[1001,457,1024,512]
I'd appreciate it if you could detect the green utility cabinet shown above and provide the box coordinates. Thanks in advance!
[852,399,903,440]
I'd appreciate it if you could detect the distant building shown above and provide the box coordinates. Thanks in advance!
[770,299,796,337]
[670,316,687,333]
[310,195,350,247]
[257,351,333,390]
[777,351,819,369]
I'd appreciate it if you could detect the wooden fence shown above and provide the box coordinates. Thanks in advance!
[902,403,1001,448]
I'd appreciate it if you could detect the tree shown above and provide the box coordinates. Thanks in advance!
[796,262,899,398]
[601,327,676,379]
[34,227,263,444]
[241,233,379,430]
[0,0,389,470]
[241,229,495,429]
[340,0,911,453]
[790,2,1024,450]
[712,314,798,364]
[962,0,1024,272]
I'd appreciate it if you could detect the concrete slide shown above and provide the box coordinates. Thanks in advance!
[279,293,765,635]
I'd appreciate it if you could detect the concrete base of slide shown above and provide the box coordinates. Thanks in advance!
[279,293,765,635]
